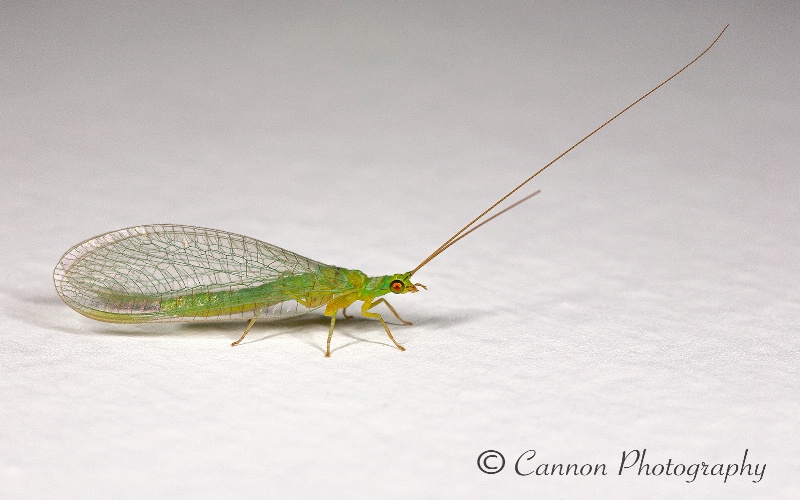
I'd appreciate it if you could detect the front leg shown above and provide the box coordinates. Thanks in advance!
[367,298,413,325]
[361,298,405,352]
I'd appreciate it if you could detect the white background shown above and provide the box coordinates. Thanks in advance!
[1,2,797,498]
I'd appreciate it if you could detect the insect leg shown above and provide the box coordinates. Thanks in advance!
[231,307,262,346]
[342,307,353,319]
[325,312,337,357]
[367,298,412,325]
[322,294,358,356]
[361,299,406,352]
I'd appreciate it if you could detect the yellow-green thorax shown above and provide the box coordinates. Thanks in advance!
[322,269,424,316]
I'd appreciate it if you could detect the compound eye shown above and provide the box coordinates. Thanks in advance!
[390,280,404,294]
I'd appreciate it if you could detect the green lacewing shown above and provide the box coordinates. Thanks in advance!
[54,27,727,356]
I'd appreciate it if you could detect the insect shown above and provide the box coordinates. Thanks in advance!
[54,27,727,356]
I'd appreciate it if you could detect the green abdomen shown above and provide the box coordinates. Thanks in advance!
[85,269,354,323]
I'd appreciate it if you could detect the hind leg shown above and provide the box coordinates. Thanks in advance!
[231,308,262,346]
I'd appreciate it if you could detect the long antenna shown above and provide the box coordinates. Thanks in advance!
[434,189,541,254]
[409,25,728,276]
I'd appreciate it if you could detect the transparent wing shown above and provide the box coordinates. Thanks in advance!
[53,224,343,323]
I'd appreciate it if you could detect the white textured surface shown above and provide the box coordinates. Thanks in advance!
[1,2,797,498]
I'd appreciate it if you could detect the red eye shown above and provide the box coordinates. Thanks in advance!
[390,280,404,293]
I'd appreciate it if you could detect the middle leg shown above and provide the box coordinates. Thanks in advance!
[325,311,337,358]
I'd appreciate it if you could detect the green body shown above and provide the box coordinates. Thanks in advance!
[52,223,420,326]
[89,266,413,323]
[53,225,421,355]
